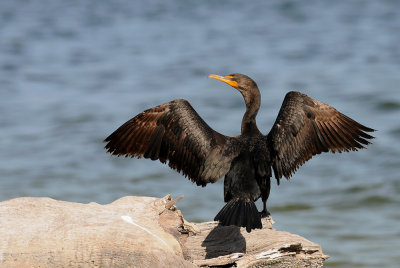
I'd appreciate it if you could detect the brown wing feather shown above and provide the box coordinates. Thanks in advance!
[105,99,240,186]
[267,91,375,181]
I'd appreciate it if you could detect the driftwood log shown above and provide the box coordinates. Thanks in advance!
[0,195,328,267]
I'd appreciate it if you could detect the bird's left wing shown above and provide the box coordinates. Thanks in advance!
[105,99,240,186]
[266,91,375,182]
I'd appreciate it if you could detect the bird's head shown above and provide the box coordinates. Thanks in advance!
[208,73,260,108]
[208,73,258,94]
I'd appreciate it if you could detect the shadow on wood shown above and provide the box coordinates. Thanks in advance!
[202,225,245,259]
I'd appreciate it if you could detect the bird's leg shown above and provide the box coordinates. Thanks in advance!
[260,199,270,218]
[260,177,271,218]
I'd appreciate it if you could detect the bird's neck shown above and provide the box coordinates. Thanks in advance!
[241,89,261,136]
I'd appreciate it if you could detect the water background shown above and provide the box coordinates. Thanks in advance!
[1,1,399,267]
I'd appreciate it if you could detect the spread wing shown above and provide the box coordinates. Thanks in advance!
[105,99,241,186]
[266,91,375,182]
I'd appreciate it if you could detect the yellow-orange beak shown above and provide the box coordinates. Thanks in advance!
[208,74,238,88]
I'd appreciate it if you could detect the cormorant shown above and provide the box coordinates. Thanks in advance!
[105,73,374,232]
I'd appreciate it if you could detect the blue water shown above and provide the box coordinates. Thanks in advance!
[1,1,399,267]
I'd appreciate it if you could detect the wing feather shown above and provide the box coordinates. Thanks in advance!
[105,99,240,186]
[267,91,375,180]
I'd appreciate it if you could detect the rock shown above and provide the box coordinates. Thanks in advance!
[0,195,328,267]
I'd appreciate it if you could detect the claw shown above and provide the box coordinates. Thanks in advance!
[260,210,270,218]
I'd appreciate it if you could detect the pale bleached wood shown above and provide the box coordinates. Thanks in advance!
[0,195,328,268]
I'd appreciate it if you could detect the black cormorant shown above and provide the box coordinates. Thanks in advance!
[105,73,374,232]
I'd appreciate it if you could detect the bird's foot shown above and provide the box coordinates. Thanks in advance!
[259,209,270,218]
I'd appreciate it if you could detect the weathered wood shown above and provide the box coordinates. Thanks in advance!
[184,222,327,267]
[0,195,328,267]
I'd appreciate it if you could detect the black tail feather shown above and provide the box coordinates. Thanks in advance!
[214,199,262,232]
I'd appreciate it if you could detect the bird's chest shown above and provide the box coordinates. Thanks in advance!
[227,139,264,179]
[228,154,256,179]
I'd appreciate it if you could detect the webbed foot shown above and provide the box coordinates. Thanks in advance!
[260,209,270,218]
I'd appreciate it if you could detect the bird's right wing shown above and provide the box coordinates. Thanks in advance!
[266,91,375,182]
[105,99,241,186]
